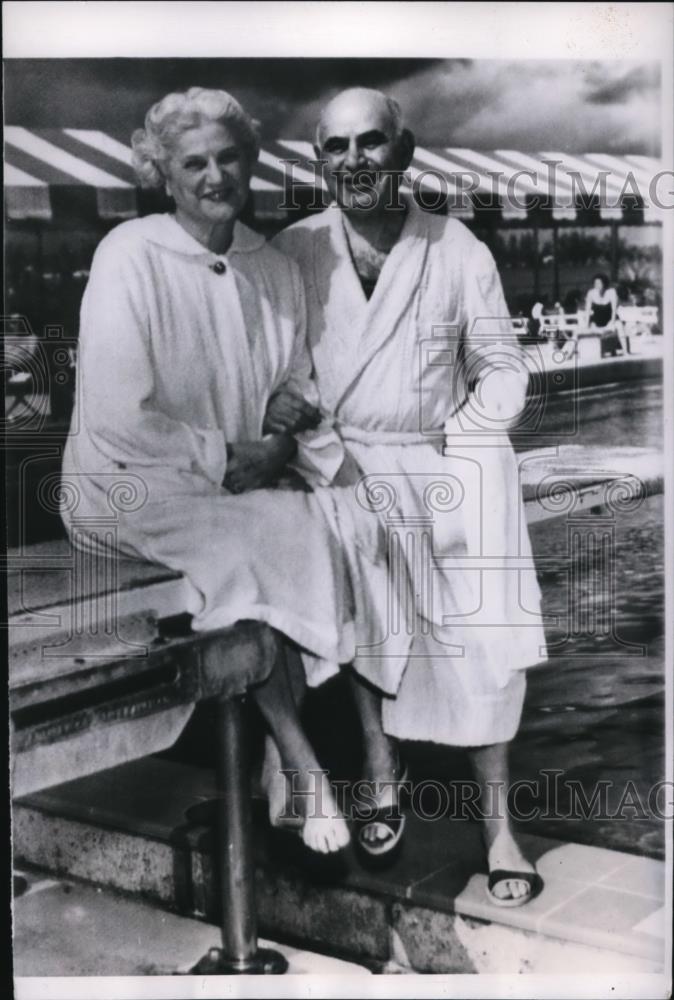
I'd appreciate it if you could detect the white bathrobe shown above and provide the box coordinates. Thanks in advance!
[273,201,548,745]
[61,213,405,678]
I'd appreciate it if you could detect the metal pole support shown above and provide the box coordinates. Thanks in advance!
[189,694,288,975]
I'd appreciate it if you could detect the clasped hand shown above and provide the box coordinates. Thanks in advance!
[223,436,296,494]
[223,388,322,494]
[262,387,322,435]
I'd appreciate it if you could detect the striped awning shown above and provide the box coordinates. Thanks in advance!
[4,128,664,225]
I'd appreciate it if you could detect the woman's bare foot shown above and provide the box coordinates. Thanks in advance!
[484,823,536,902]
[298,770,350,854]
[260,735,349,854]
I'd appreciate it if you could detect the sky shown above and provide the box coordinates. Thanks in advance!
[4,57,662,154]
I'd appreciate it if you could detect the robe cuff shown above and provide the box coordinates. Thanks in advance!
[192,429,228,486]
[291,423,345,487]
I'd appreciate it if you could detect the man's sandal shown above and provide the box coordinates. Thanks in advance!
[485,869,544,908]
[354,766,409,862]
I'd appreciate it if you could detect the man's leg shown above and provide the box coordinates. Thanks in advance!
[467,740,535,901]
[251,629,349,854]
[348,671,403,846]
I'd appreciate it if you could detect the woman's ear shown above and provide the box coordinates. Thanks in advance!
[154,161,171,199]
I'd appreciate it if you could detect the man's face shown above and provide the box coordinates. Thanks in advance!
[315,94,407,214]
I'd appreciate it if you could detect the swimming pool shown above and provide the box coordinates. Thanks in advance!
[516,378,665,857]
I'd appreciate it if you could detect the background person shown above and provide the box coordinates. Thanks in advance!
[585,272,618,328]
[585,272,623,354]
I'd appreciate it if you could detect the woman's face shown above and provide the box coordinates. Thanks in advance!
[164,120,252,229]
[593,277,606,294]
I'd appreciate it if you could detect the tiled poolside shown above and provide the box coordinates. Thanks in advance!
[12,755,669,974]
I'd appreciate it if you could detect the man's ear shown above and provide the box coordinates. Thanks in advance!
[399,128,415,170]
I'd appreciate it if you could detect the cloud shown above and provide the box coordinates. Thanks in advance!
[583,63,660,105]
[4,57,662,155]
[385,60,661,155]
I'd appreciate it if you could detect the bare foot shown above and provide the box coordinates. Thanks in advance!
[485,825,536,902]
[260,736,349,854]
[298,770,350,854]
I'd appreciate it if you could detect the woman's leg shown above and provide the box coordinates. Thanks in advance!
[260,646,306,828]
[467,740,535,901]
[251,629,349,854]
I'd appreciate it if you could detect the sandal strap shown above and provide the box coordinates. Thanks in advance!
[358,811,404,838]
[487,869,542,896]
[356,812,406,856]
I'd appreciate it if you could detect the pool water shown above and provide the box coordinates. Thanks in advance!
[514,378,665,856]
[517,491,665,857]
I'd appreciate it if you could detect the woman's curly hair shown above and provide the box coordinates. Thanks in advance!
[130,87,260,189]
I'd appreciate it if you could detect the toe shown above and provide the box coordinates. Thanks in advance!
[336,821,350,849]
[302,825,322,853]
[492,880,511,900]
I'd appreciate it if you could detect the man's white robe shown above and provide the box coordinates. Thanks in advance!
[273,201,548,745]
[61,213,403,677]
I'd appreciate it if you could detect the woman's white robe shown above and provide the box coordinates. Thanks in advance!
[61,213,404,678]
[273,201,548,745]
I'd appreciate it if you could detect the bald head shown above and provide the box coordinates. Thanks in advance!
[316,87,403,147]
[314,86,414,215]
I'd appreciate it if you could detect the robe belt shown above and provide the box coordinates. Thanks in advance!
[335,423,445,446]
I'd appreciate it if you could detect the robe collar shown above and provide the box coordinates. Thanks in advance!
[312,197,432,410]
[143,212,265,258]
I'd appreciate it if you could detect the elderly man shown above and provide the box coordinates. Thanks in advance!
[270,88,547,905]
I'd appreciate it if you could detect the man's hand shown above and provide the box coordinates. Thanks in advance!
[223,435,297,494]
[262,387,322,435]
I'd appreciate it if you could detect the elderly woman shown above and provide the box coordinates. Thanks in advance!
[60,87,394,854]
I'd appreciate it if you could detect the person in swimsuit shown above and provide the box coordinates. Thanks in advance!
[585,273,623,354]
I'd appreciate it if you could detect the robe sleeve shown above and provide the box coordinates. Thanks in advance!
[281,262,345,487]
[458,239,529,429]
[78,234,228,487]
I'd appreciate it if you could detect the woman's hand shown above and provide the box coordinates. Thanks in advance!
[223,435,297,494]
[262,387,322,435]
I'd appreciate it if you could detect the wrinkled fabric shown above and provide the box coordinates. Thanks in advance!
[273,201,548,745]
[60,213,379,677]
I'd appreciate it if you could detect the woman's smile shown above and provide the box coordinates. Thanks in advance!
[164,120,252,244]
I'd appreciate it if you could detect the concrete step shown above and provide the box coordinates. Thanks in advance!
[12,757,668,975]
[12,869,372,977]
